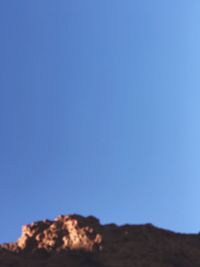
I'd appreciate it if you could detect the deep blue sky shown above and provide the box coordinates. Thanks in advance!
[0,0,200,242]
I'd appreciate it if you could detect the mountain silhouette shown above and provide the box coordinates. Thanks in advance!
[1,214,200,267]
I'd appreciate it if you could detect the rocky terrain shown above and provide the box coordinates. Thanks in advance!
[1,214,200,267]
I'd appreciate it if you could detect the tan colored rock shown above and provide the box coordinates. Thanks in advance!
[16,214,102,252]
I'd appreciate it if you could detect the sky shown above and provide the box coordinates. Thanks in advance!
[0,0,200,243]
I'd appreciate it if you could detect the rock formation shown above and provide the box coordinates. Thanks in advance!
[1,214,200,266]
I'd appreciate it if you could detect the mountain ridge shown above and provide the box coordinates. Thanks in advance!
[1,214,200,267]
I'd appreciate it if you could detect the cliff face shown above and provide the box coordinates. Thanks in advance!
[16,215,102,252]
[1,214,200,267]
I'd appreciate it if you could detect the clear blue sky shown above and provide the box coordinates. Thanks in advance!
[0,0,200,243]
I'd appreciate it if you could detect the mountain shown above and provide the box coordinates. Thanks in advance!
[1,214,200,267]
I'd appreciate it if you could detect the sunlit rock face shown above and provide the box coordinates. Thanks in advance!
[1,214,200,267]
[17,215,102,252]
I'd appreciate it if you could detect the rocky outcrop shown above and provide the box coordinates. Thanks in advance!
[1,214,200,267]
[16,214,102,252]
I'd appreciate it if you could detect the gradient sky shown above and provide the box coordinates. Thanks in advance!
[0,0,200,243]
